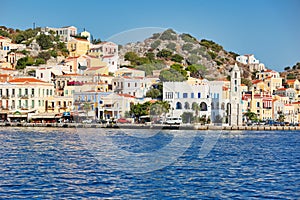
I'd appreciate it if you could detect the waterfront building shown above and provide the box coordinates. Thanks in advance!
[73,91,111,121]
[208,81,229,123]
[163,81,211,120]
[0,77,54,121]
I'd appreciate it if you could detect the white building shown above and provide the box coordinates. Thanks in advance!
[163,81,211,119]
[208,81,229,123]
[112,76,153,98]
[42,26,77,42]
[236,54,265,72]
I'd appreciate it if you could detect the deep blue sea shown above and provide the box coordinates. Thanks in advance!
[0,127,299,199]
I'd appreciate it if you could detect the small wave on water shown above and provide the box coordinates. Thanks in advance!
[0,127,299,199]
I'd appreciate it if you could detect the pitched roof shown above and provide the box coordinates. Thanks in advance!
[118,94,135,98]
[252,80,262,84]
[9,77,48,83]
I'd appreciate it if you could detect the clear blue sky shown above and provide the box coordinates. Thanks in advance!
[1,0,299,71]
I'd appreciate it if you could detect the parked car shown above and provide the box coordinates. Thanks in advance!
[82,119,92,124]
[117,118,130,124]
[164,117,182,125]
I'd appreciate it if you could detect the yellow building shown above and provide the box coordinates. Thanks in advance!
[0,77,55,121]
[67,38,90,57]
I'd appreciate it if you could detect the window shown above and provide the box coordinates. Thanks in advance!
[165,92,173,99]
[177,92,180,98]
[235,87,237,92]
[41,73,43,78]
[191,93,194,98]
[198,92,201,98]
[31,88,34,96]
[176,102,182,109]
[32,100,34,108]
[257,102,260,108]
[135,83,137,87]
[235,72,237,79]
[183,93,188,98]
[235,80,237,85]
[50,90,52,96]
[128,83,130,87]
[46,89,49,96]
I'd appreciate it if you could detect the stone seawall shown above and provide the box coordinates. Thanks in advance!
[1,122,300,131]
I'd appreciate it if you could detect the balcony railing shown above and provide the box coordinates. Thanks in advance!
[1,95,9,99]
[21,95,29,99]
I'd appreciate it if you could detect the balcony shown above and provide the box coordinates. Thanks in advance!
[1,95,9,99]
[47,106,55,110]
[21,95,29,99]
[0,106,9,110]
[21,106,29,110]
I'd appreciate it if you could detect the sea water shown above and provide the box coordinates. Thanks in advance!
[0,127,299,199]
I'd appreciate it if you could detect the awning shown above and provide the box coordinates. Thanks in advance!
[8,114,27,118]
[31,113,58,119]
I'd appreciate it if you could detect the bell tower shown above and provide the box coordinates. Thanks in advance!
[229,63,242,126]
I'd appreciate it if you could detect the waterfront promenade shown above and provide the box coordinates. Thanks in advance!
[1,122,300,131]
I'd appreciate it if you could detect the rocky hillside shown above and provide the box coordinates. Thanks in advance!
[280,62,300,80]
[119,29,253,80]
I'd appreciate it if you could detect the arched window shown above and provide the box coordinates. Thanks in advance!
[200,102,207,111]
[176,102,182,109]
[184,102,190,109]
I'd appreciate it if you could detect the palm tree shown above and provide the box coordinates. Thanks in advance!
[83,102,91,119]
[192,102,200,122]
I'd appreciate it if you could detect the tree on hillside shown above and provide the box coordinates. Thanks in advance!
[166,42,176,51]
[186,54,200,65]
[171,54,184,63]
[38,51,51,61]
[180,33,198,44]
[186,64,207,78]
[124,51,139,65]
[36,34,53,50]
[146,88,161,99]
[170,64,187,78]
[160,29,177,40]
[157,49,173,60]
[150,40,161,49]
[159,69,187,82]
[241,78,253,88]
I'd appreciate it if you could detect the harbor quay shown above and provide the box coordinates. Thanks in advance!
[1,122,300,131]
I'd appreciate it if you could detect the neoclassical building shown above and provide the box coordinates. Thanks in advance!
[163,81,211,120]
